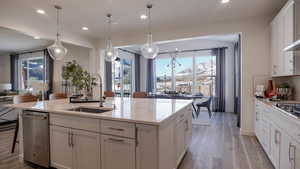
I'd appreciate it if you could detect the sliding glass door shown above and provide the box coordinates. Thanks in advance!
[155,57,172,93]
[194,55,216,97]
[155,50,216,97]
[175,56,193,94]
[112,57,133,97]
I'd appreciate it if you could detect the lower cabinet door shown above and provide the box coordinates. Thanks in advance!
[270,125,281,169]
[184,111,192,150]
[291,140,300,169]
[101,134,135,169]
[50,125,73,169]
[175,119,186,165]
[72,129,101,169]
[280,132,293,169]
[136,124,158,169]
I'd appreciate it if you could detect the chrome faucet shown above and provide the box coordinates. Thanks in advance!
[94,73,105,107]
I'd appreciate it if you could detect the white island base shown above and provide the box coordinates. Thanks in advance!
[13,98,193,169]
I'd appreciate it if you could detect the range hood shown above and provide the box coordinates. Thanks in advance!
[284,0,300,51]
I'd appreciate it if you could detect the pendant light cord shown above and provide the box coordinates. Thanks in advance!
[55,6,61,41]
[148,6,151,35]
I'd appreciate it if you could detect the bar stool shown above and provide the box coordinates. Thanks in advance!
[104,91,115,97]
[11,95,38,153]
[132,92,148,98]
[49,93,67,100]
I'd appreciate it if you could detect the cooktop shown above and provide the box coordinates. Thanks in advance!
[275,103,300,118]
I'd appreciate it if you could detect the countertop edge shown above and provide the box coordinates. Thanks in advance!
[8,100,193,126]
[255,98,300,125]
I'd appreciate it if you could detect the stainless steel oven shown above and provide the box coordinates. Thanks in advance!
[22,110,49,168]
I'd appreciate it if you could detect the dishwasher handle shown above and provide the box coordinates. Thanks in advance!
[23,111,48,120]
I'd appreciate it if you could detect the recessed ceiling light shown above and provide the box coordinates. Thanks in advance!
[36,9,46,15]
[140,14,147,20]
[82,27,89,31]
[221,0,230,4]
[33,36,40,39]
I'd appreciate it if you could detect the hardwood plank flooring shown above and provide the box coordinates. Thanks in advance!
[0,112,274,169]
[178,112,274,169]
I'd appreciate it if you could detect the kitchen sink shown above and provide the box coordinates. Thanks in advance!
[67,107,113,114]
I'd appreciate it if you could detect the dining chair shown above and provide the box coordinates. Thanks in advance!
[132,92,148,98]
[11,95,38,153]
[49,93,67,100]
[104,91,115,97]
[194,97,212,118]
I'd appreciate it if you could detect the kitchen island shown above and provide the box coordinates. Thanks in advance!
[10,97,193,169]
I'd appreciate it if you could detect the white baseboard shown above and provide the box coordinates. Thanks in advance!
[240,129,255,136]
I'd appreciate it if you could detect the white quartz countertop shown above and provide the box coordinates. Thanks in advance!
[8,97,193,125]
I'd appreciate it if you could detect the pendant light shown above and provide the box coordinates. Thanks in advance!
[47,5,68,60]
[141,4,159,59]
[105,13,117,62]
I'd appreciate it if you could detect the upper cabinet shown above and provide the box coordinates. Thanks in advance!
[271,0,300,77]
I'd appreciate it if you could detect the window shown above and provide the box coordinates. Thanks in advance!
[20,57,44,90]
[112,53,134,97]
[155,57,172,93]
[195,55,216,96]
[175,56,193,94]
[155,50,216,96]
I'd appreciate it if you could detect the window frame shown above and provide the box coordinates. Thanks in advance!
[154,51,216,96]
[18,56,44,90]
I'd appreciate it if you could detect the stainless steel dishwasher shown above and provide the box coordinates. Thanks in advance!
[22,110,50,168]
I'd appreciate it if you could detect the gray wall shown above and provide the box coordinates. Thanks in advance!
[52,44,91,93]
[0,54,11,83]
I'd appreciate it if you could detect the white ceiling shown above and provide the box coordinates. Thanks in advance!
[123,33,239,53]
[0,27,51,55]
[0,0,287,43]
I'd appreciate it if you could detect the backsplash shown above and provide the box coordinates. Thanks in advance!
[273,76,300,101]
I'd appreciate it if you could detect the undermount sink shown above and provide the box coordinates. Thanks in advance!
[67,107,113,114]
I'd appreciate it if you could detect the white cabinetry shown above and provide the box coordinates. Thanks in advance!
[255,99,300,169]
[50,125,100,169]
[50,126,73,169]
[101,135,135,169]
[174,109,192,166]
[49,103,193,169]
[270,124,281,169]
[280,132,300,169]
[175,117,186,164]
[271,0,297,76]
[136,124,158,169]
[73,129,101,169]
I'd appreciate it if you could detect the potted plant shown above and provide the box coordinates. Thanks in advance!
[62,60,97,99]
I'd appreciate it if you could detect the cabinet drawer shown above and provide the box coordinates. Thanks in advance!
[50,114,100,132]
[101,120,135,138]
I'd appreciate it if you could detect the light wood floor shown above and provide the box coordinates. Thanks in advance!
[0,112,274,169]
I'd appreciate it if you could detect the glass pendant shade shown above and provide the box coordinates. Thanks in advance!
[48,38,68,60]
[141,4,159,59]
[141,33,159,59]
[47,5,67,61]
[105,40,117,62]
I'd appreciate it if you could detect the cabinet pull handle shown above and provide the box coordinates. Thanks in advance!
[71,132,74,147]
[274,130,278,144]
[256,112,258,121]
[289,144,295,161]
[108,127,124,131]
[185,120,188,131]
[135,127,139,147]
[68,131,71,147]
[108,138,125,143]
[289,144,296,169]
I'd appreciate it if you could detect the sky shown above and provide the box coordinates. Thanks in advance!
[155,55,214,76]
